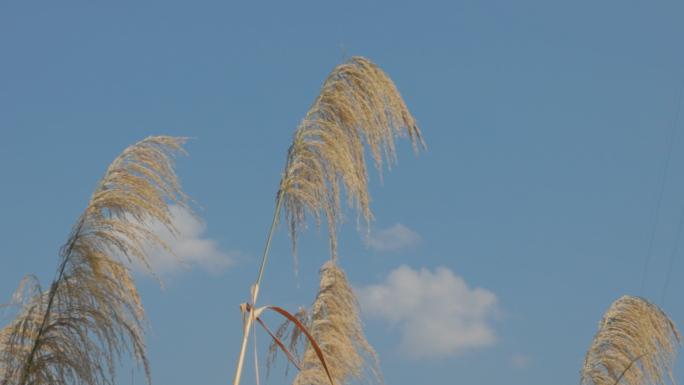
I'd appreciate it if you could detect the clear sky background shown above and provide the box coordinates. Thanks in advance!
[2,2,684,385]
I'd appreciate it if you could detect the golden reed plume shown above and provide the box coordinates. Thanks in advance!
[0,136,193,385]
[269,261,379,385]
[278,56,425,263]
[580,296,681,385]
[235,56,423,385]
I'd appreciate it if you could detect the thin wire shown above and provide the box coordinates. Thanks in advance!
[661,203,684,305]
[639,73,684,295]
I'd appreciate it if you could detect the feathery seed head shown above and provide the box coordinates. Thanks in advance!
[270,261,380,385]
[278,57,424,263]
[580,296,681,385]
[0,136,194,385]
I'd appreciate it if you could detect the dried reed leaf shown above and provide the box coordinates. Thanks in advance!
[278,56,424,263]
[270,261,380,385]
[248,304,333,385]
[267,306,311,378]
[257,317,301,372]
[580,296,681,385]
[0,136,193,385]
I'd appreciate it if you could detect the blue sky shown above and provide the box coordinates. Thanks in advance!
[2,2,684,384]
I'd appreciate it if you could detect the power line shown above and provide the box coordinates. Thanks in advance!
[661,202,684,305]
[639,71,684,297]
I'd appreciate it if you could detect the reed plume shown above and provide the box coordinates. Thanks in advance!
[278,56,425,263]
[580,296,681,385]
[269,261,379,385]
[0,136,193,385]
[235,56,423,385]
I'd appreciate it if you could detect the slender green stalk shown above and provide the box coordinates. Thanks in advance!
[256,191,285,288]
[232,193,284,385]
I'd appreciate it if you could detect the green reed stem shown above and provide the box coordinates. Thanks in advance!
[256,192,284,288]
[233,190,285,385]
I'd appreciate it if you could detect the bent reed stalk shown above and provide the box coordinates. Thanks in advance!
[0,136,193,385]
[233,56,424,385]
[580,296,681,385]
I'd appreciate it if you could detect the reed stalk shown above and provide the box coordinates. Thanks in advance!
[232,56,423,385]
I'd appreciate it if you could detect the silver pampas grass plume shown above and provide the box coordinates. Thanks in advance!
[270,261,380,385]
[0,136,193,385]
[278,56,425,263]
[580,296,681,385]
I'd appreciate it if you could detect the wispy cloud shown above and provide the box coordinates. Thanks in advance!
[126,205,238,277]
[368,223,421,251]
[509,353,531,369]
[357,265,499,360]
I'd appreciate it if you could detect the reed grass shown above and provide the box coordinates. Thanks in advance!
[269,261,379,385]
[278,56,425,265]
[580,296,681,385]
[235,56,423,385]
[0,136,193,385]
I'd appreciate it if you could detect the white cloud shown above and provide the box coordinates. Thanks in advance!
[126,205,237,277]
[509,353,531,369]
[357,265,499,360]
[368,223,421,251]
